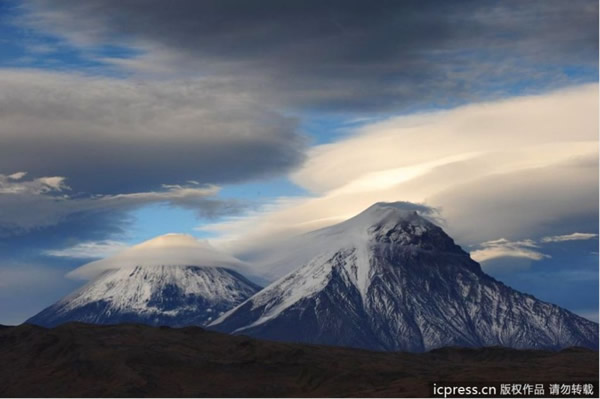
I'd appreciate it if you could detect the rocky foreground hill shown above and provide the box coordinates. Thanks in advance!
[0,323,597,397]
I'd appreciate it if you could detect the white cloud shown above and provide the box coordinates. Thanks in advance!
[66,233,251,280]
[292,84,597,194]
[470,231,598,268]
[201,84,598,280]
[541,232,599,243]
[470,238,549,263]
[0,172,235,234]
[8,171,27,180]
[0,173,69,195]
[44,240,128,259]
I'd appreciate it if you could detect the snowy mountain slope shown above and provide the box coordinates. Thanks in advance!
[211,202,599,351]
[27,235,262,327]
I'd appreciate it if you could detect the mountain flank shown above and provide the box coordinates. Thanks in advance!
[27,234,261,328]
[212,203,598,351]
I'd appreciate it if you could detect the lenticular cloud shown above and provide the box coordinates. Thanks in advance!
[67,233,245,280]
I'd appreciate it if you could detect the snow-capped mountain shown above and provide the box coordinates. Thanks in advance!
[28,234,261,327]
[211,202,599,351]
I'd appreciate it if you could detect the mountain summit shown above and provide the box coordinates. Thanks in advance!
[28,234,261,327]
[211,203,598,351]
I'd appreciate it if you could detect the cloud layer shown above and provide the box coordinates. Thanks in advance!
[541,233,599,243]
[0,70,305,195]
[470,232,599,270]
[470,239,549,263]
[44,240,128,259]
[20,0,598,111]
[0,171,240,236]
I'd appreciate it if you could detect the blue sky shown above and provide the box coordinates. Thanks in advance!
[0,2,121,72]
[0,0,598,325]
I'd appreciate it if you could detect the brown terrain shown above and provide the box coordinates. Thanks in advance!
[0,323,597,397]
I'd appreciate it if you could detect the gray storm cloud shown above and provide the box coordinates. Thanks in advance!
[21,0,599,111]
[0,70,305,195]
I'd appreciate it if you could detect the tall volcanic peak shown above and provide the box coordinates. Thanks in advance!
[211,203,598,352]
[334,202,466,254]
[28,234,261,328]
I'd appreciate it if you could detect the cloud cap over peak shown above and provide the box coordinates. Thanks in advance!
[67,233,246,280]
